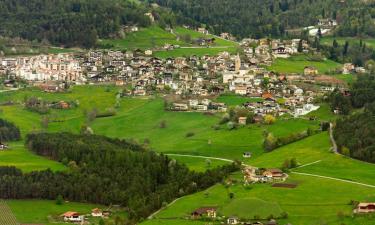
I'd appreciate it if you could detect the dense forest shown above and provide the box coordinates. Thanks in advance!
[0,0,154,48]
[0,132,239,219]
[332,74,375,163]
[145,0,375,39]
[0,118,21,141]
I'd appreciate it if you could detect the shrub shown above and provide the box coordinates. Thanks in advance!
[186,132,195,138]
[55,194,64,205]
[227,121,235,130]
[159,120,167,128]
[264,114,276,125]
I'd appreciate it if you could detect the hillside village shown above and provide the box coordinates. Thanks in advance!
[1,24,375,225]
[0,32,361,120]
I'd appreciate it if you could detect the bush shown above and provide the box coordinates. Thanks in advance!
[264,114,276,125]
[160,120,167,128]
[186,132,195,138]
[227,121,235,130]
[96,108,116,118]
[55,194,64,205]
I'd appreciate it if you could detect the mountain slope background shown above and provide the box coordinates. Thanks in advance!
[144,0,375,38]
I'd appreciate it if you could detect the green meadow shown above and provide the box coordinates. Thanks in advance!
[100,26,185,50]
[7,200,107,225]
[144,174,375,225]
[0,141,65,172]
[267,55,342,74]
[1,85,375,225]
[99,26,239,58]
[0,85,320,170]
[216,93,263,106]
[321,36,375,49]
[143,132,375,225]
[154,47,238,58]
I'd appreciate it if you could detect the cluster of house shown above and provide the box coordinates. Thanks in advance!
[190,207,282,225]
[171,98,227,112]
[342,63,366,74]
[223,55,321,117]
[0,53,83,82]
[304,18,338,36]
[240,38,309,65]
[243,166,287,184]
[61,208,110,223]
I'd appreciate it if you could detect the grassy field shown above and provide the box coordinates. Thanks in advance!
[216,93,263,106]
[166,155,230,172]
[143,132,375,225]
[1,85,375,225]
[321,36,375,48]
[0,86,319,170]
[99,25,239,58]
[99,26,185,50]
[267,55,342,74]
[0,141,65,172]
[154,47,238,58]
[7,200,109,225]
[144,174,375,225]
[331,73,356,84]
[91,97,319,161]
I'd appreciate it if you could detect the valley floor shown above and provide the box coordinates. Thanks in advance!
[0,85,374,224]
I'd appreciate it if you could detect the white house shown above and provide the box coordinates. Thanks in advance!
[61,211,84,222]
[227,217,239,225]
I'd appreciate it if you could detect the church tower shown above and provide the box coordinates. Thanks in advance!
[235,53,241,73]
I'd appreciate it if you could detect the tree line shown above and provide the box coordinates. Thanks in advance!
[0,132,239,219]
[0,0,154,48]
[144,0,372,39]
[0,118,21,142]
[331,74,375,163]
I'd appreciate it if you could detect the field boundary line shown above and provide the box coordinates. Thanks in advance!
[291,172,375,188]
[165,154,234,163]
[296,160,322,168]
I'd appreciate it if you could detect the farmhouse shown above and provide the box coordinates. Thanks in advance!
[227,217,240,225]
[238,117,247,125]
[0,143,8,150]
[91,208,103,217]
[191,207,217,218]
[197,27,209,35]
[354,203,375,214]
[243,152,252,158]
[304,66,318,76]
[61,211,84,222]
[263,168,284,179]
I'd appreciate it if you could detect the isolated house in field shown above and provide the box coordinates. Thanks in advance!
[227,217,240,225]
[238,117,247,125]
[61,211,83,222]
[197,27,209,35]
[304,66,318,76]
[342,63,355,74]
[0,143,8,150]
[263,168,284,179]
[354,203,375,214]
[91,208,103,217]
[243,152,252,158]
[267,219,278,225]
[191,207,217,218]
